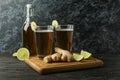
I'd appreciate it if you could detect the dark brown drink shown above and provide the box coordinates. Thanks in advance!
[56,29,73,51]
[23,25,37,56]
[35,30,54,56]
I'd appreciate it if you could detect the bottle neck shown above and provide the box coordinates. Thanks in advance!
[26,7,34,18]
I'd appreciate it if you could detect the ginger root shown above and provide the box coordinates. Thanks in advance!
[43,47,74,63]
[55,47,74,62]
[43,55,52,63]
[51,53,61,62]
[43,53,61,63]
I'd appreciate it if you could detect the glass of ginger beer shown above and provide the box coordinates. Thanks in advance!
[34,25,54,58]
[55,25,74,52]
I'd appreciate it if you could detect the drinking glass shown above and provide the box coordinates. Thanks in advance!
[55,25,74,51]
[35,25,54,57]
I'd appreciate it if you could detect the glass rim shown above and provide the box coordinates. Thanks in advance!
[57,24,74,26]
[34,29,53,32]
[55,24,74,30]
[36,25,53,27]
[34,25,54,32]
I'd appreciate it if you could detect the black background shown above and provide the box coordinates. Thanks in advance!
[0,0,120,54]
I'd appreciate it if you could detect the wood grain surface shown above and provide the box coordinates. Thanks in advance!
[0,54,120,80]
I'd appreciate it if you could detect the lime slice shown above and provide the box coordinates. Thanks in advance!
[12,52,17,57]
[73,53,84,61]
[80,50,92,59]
[31,21,38,31]
[16,48,30,61]
[52,20,59,28]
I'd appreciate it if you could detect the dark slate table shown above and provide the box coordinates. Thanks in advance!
[0,53,120,80]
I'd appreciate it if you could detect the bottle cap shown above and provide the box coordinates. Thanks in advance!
[25,4,34,17]
[26,4,32,8]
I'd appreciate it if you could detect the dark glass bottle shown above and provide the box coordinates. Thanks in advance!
[22,4,37,56]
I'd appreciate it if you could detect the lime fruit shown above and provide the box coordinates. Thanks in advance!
[80,50,92,59]
[31,21,38,31]
[73,53,84,61]
[52,20,59,28]
[16,48,30,61]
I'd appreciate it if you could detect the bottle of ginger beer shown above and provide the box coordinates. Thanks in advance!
[22,4,37,56]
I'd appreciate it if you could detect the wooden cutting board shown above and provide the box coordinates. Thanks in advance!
[25,56,104,74]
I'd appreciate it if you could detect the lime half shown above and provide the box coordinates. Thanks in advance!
[80,50,92,59]
[16,48,30,61]
[52,20,59,28]
[73,53,84,61]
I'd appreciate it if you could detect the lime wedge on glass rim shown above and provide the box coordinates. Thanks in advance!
[52,20,59,28]
[80,50,92,59]
[73,53,84,61]
[16,48,30,61]
[31,21,38,31]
